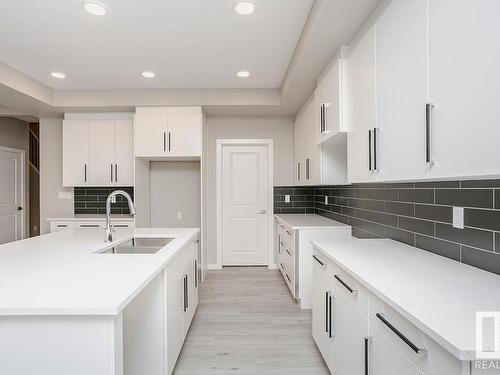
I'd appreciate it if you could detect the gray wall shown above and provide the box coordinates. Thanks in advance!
[0,117,30,235]
[39,118,73,234]
[205,116,295,265]
[150,161,201,228]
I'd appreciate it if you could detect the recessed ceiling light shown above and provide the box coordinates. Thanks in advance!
[236,71,250,78]
[51,72,66,79]
[234,1,255,15]
[142,71,155,78]
[83,1,107,16]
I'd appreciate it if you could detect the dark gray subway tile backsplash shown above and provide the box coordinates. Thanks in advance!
[274,179,500,276]
[74,187,134,215]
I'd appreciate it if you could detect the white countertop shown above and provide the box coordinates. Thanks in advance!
[311,238,500,361]
[0,228,199,316]
[276,214,350,230]
[47,214,134,221]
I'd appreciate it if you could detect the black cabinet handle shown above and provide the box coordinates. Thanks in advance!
[113,224,129,228]
[163,132,166,152]
[368,130,372,171]
[328,293,333,338]
[425,103,434,164]
[280,263,285,270]
[376,313,426,356]
[297,162,301,181]
[168,131,172,151]
[80,224,100,228]
[115,164,118,182]
[334,275,357,295]
[313,255,324,266]
[183,275,188,312]
[364,337,370,375]
[285,248,291,256]
[285,274,291,283]
[194,259,198,288]
[320,105,324,134]
[56,224,68,228]
[110,164,113,182]
[373,127,378,170]
[306,158,310,179]
[325,292,329,333]
[84,164,87,182]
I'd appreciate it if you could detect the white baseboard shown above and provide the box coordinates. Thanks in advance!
[207,264,222,270]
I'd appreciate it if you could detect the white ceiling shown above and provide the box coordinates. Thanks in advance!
[0,0,313,90]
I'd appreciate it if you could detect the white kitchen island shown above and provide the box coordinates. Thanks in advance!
[0,227,200,375]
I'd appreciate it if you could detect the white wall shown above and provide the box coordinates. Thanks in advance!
[150,161,201,228]
[0,117,30,235]
[39,118,73,234]
[205,116,294,265]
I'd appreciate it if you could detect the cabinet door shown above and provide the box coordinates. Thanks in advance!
[323,60,342,138]
[63,120,89,186]
[88,120,115,185]
[311,255,333,372]
[428,0,500,178]
[134,114,168,157]
[114,119,134,186]
[167,113,202,157]
[376,0,429,181]
[346,26,377,183]
[332,287,369,375]
[370,322,424,375]
[166,266,184,375]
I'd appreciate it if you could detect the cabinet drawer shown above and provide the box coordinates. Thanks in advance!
[326,256,369,316]
[369,294,465,374]
[50,221,77,232]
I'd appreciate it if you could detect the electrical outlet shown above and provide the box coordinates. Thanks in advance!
[285,195,290,203]
[453,207,464,229]
[177,211,183,220]
[325,196,329,205]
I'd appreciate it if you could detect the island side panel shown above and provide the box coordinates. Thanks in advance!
[0,315,123,375]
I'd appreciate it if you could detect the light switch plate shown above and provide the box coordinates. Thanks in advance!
[325,196,329,205]
[58,191,72,200]
[177,211,183,220]
[285,195,290,203]
[453,207,464,229]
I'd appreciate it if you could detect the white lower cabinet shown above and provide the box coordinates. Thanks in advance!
[312,254,334,373]
[312,248,470,375]
[165,237,199,375]
[370,321,424,375]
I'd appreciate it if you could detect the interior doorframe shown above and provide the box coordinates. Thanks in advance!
[0,146,26,240]
[216,139,274,269]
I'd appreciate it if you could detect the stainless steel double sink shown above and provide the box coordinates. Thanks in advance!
[99,237,175,254]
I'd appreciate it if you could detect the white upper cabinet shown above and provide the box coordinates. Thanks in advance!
[375,0,429,181]
[428,0,500,178]
[63,114,134,187]
[346,26,377,183]
[315,59,346,145]
[63,120,89,186]
[134,107,203,158]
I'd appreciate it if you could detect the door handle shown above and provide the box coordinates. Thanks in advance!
[258,210,267,214]
[17,206,23,211]
[426,103,435,165]
[168,131,172,151]
[368,130,372,171]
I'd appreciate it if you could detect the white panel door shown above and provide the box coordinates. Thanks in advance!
[370,322,424,375]
[331,287,369,375]
[88,120,115,185]
[376,0,429,181]
[167,113,202,157]
[428,0,500,178]
[0,148,23,244]
[221,145,269,265]
[114,119,134,186]
[346,26,377,183]
[134,114,168,157]
[63,120,89,186]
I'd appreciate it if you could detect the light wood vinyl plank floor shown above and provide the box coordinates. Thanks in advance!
[174,267,329,375]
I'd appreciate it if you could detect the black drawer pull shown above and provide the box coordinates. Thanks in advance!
[113,224,129,228]
[285,274,291,283]
[325,292,329,333]
[80,224,100,228]
[328,293,333,339]
[334,275,357,295]
[56,224,68,228]
[313,255,324,266]
[376,313,427,356]
[286,249,291,256]
[364,337,370,375]
[280,263,285,270]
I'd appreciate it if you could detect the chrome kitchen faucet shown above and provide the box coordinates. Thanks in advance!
[105,190,136,242]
